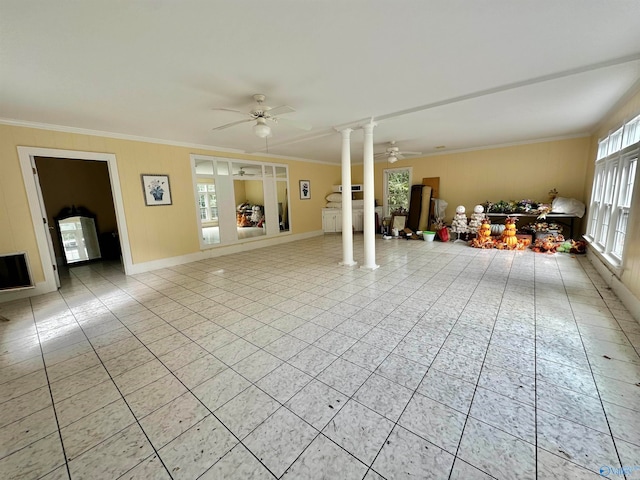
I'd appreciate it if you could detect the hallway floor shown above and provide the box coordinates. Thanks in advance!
[1,236,639,479]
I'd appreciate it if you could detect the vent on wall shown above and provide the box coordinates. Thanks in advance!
[0,252,34,291]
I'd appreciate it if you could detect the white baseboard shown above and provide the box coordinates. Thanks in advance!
[587,250,640,323]
[0,281,52,304]
[127,230,324,275]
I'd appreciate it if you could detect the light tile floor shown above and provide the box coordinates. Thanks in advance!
[1,236,639,479]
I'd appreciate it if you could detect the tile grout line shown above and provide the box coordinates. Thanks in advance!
[6,238,636,479]
[445,251,516,480]
[556,256,631,479]
[346,249,500,480]
[55,267,179,480]
[533,254,539,480]
[244,250,486,478]
[279,250,470,480]
[26,296,73,480]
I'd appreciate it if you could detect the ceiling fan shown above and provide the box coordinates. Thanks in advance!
[374,141,423,163]
[236,167,256,176]
[212,94,312,138]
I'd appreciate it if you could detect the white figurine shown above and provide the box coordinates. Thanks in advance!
[468,204,485,235]
[450,205,469,241]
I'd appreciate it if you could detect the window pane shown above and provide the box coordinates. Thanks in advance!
[386,169,410,216]
[623,114,640,147]
[599,206,611,245]
[612,210,629,258]
[622,159,637,207]
[217,162,229,175]
[604,163,618,204]
[589,205,599,238]
[608,127,623,155]
[592,165,605,201]
[597,139,608,159]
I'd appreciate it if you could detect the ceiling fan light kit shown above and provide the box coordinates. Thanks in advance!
[253,118,271,138]
[375,141,422,163]
[212,93,309,138]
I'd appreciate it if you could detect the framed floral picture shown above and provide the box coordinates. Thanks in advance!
[141,174,172,206]
[299,180,311,200]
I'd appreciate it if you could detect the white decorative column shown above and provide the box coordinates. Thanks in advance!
[339,128,357,266]
[361,120,379,270]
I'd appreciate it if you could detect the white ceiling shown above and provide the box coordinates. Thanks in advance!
[2,1,640,164]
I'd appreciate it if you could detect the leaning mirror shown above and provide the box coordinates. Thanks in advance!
[55,206,101,264]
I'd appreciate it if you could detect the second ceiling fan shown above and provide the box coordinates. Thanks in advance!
[212,94,312,138]
[375,141,422,163]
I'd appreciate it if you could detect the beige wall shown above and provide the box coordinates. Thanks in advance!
[233,180,247,207]
[0,124,339,284]
[289,163,341,232]
[585,86,640,300]
[354,137,591,225]
[242,180,264,206]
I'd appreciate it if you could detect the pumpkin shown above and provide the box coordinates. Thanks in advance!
[501,217,519,247]
[479,219,492,238]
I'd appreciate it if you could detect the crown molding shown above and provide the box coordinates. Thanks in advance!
[0,118,338,166]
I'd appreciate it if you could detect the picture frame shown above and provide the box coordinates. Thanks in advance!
[299,180,311,200]
[141,174,172,206]
[391,214,407,231]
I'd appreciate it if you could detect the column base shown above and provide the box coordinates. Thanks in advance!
[359,264,379,271]
[339,260,358,267]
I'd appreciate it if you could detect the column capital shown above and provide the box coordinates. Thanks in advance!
[339,128,353,137]
[361,121,378,133]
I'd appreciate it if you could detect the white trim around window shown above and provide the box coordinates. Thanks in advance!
[586,114,639,271]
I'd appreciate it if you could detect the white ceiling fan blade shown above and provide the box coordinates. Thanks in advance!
[266,105,295,116]
[400,151,423,156]
[212,118,253,131]
[374,152,389,158]
[271,116,312,131]
[396,154,406,160]
[211,107,250,115]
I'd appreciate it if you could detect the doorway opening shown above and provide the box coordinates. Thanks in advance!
[17,147,132,296]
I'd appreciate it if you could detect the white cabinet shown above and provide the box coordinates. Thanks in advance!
[322,207,383,233]
[352,209,364,232]
[322,209,342,233]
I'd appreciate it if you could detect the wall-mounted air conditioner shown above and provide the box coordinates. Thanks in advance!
[333,185,364,193]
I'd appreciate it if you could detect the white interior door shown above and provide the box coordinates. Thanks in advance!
[31,159,60,288]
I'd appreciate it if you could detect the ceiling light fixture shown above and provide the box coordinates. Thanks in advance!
[253,118,271,138]
[388,155,398,163]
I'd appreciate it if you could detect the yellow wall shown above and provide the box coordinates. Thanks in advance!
[233,180,247,207]
[586,86,640,299]
[0,124,339,284]
[365,137,591,224]
[289,163,341,232]
[243,180,264,206]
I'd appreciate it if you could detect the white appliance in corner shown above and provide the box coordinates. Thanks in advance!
[332,185,364,193]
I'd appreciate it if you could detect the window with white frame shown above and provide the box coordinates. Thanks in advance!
[383,167,411,216]
[197,183,217,222]
[586,113,639,266]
